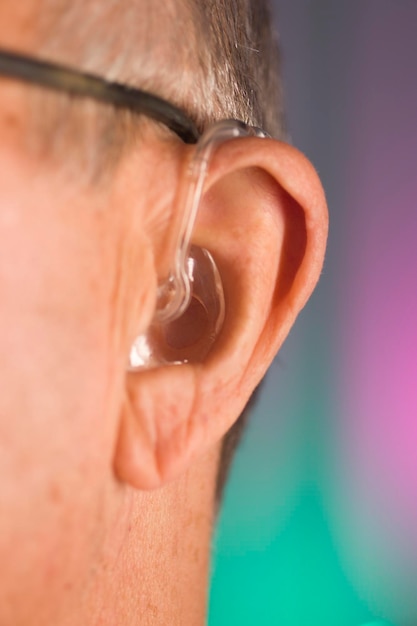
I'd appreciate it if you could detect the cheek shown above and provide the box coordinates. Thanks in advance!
[0,192,114,455]
[0,184,148,622]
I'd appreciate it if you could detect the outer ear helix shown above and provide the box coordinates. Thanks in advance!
[128,120,267,369]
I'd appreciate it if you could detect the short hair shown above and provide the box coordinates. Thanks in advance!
[31,0,283,493]
[30,0,284,174]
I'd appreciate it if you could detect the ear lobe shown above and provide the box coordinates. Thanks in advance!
[114,137,328,490]
[115,364,201,490]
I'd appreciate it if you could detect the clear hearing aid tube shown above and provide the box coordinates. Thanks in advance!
[129,119,267,369]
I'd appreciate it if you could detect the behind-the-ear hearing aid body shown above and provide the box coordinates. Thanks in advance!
[129,120,266,369]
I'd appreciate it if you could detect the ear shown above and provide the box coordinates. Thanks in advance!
[114,137,328,489]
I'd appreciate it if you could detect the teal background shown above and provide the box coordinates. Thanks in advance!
[209,2,417,625]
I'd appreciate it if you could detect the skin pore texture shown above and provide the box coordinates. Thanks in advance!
[0,1,328,625]
[0,90,220,625]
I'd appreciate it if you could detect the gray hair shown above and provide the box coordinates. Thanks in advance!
[30,0,284,178]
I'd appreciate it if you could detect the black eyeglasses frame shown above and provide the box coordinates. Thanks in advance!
[0,48,201,145]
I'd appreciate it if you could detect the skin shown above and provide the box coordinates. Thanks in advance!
[0,91,217,623]
[0,2,328,624]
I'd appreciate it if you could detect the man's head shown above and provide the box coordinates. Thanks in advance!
[0,1,328,624]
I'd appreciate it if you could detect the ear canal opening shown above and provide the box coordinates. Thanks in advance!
[129,245,225,368]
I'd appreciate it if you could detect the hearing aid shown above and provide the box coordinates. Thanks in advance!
[129,119,267,369]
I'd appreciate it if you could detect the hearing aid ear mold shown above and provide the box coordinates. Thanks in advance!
[129,245,224,367]
[129,119,266,369]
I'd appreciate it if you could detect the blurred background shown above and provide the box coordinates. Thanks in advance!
[209,2,417,625]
